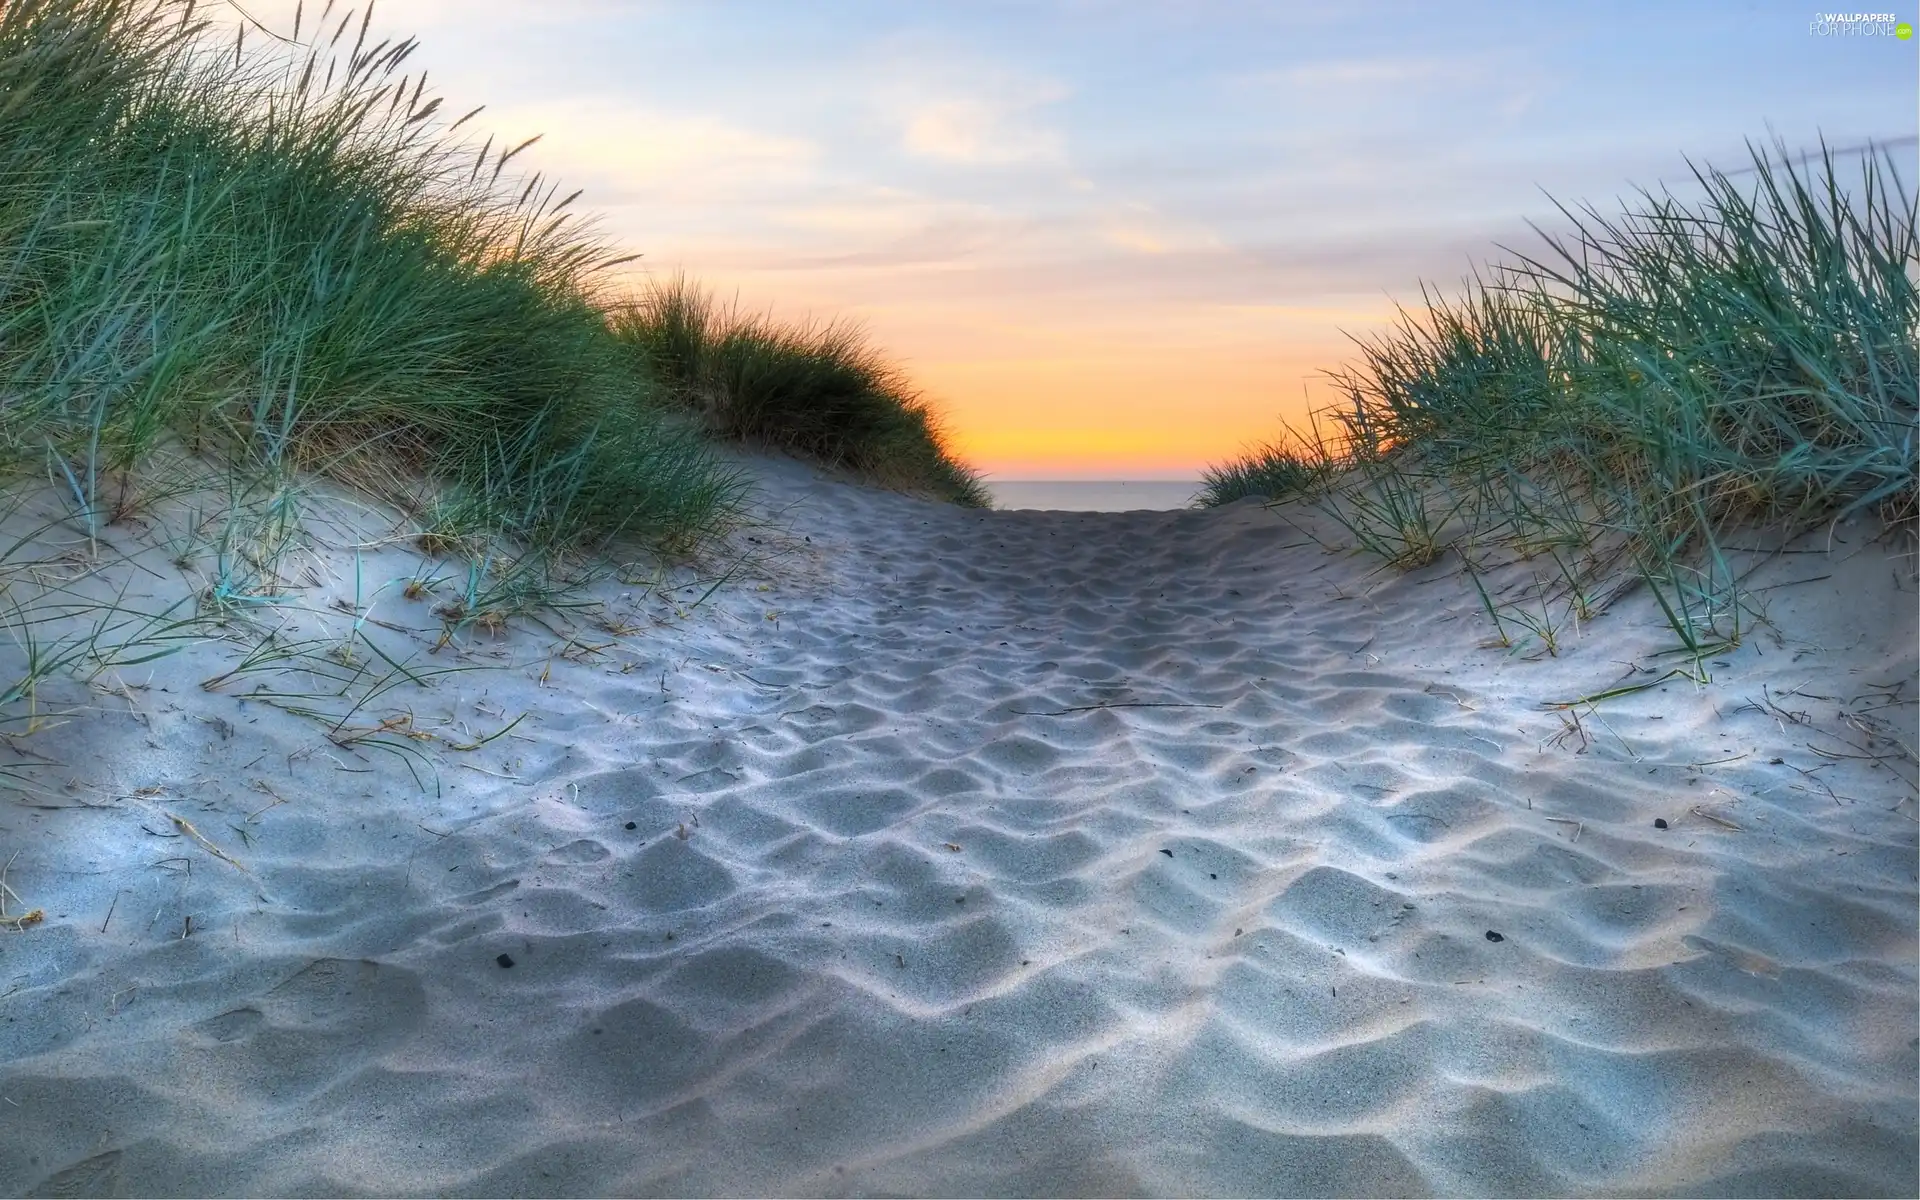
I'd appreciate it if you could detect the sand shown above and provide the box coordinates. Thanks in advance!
[0,450,1914,1197]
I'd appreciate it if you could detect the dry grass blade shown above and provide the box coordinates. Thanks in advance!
[1689,806,1745,831]
[166,813,250,873]
[0,849,46,930]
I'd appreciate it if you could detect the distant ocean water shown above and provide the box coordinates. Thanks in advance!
[985,480,1205,512]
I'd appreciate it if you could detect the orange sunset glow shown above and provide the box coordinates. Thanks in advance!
[239,1,1912,482]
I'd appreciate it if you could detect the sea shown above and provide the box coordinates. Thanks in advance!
[984,480,1205,512]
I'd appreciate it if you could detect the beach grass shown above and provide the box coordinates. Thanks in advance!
[0,0,748,546]
[1196,434,1338,508]
[1202,140,1917,657]
[0,0,987,752]
[614,274,993,508]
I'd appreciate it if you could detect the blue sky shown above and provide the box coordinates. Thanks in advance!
[247,0,1916,476]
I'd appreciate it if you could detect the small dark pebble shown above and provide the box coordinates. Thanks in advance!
[1159,848,1174,858]
[625,821,637,830]
[955,896,965,904]
[1209,873,1217,880]
[1654,818,1669,829]
[496,954,515,968]
[1485,931,1505,943]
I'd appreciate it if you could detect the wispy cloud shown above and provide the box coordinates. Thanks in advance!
[902,97,1065,165]
[867,39,1070,167]
[1096,203,1224,256]
[482,100,817,202]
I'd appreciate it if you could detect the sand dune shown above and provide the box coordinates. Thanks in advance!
[1,452,1914,1196]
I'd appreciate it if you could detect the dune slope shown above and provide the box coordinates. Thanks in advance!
[1,454,1914,1197]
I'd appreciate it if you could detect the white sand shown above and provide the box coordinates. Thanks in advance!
[1,451,1914,1197]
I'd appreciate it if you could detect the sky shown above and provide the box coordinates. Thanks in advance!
[237,1,1914,480]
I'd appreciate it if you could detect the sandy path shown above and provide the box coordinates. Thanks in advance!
[1,454,1914,1196]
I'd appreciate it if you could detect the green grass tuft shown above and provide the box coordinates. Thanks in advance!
[0,0,993,763]
[0,0,745,554]
[614,274,992,508]
[1205,138,1917,657]
[1198,433,1339,507]
[0,0,764,753]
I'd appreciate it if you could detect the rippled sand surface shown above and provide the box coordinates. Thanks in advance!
[2,454,1913,1196]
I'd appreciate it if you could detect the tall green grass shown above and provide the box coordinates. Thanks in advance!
[1198,430,1339,507]
[0,0,744,553]
[615,274,992,507]
[0,0,766,749]
[1204,141,1917,658]
[0,0,993,764]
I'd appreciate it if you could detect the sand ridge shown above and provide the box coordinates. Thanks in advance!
[0,451,1914,1196]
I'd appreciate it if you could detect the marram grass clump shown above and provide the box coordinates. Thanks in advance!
[614,274,992,508]
[0,0,745,554]
[0,0,764,752]
[0,0,992,758]
[1204,139,1917,658]
[1198,437,1338,507]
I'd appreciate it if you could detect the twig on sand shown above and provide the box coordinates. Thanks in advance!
[1689,806,1744,831]
[0,851,45,930]
[1689,750,1752,769]
[456,762,520,780]
[166,813,249,874]
[733,671,789,690]
[1544,816,1584,843]
[1544,666,1703,710]
[1807,738,1907,764]
[1012,702,1227,716]
[1787,761,1842,805]
[1423,684,1477,710]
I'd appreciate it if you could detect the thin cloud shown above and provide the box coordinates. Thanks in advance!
[482,100,818,200]
[903,97,1066,165]
[1097,204,1225,256]
[866,37,1072,167]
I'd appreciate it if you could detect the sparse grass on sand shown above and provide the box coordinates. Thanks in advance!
[1203,140,1917,659]
[614,274,992,508]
